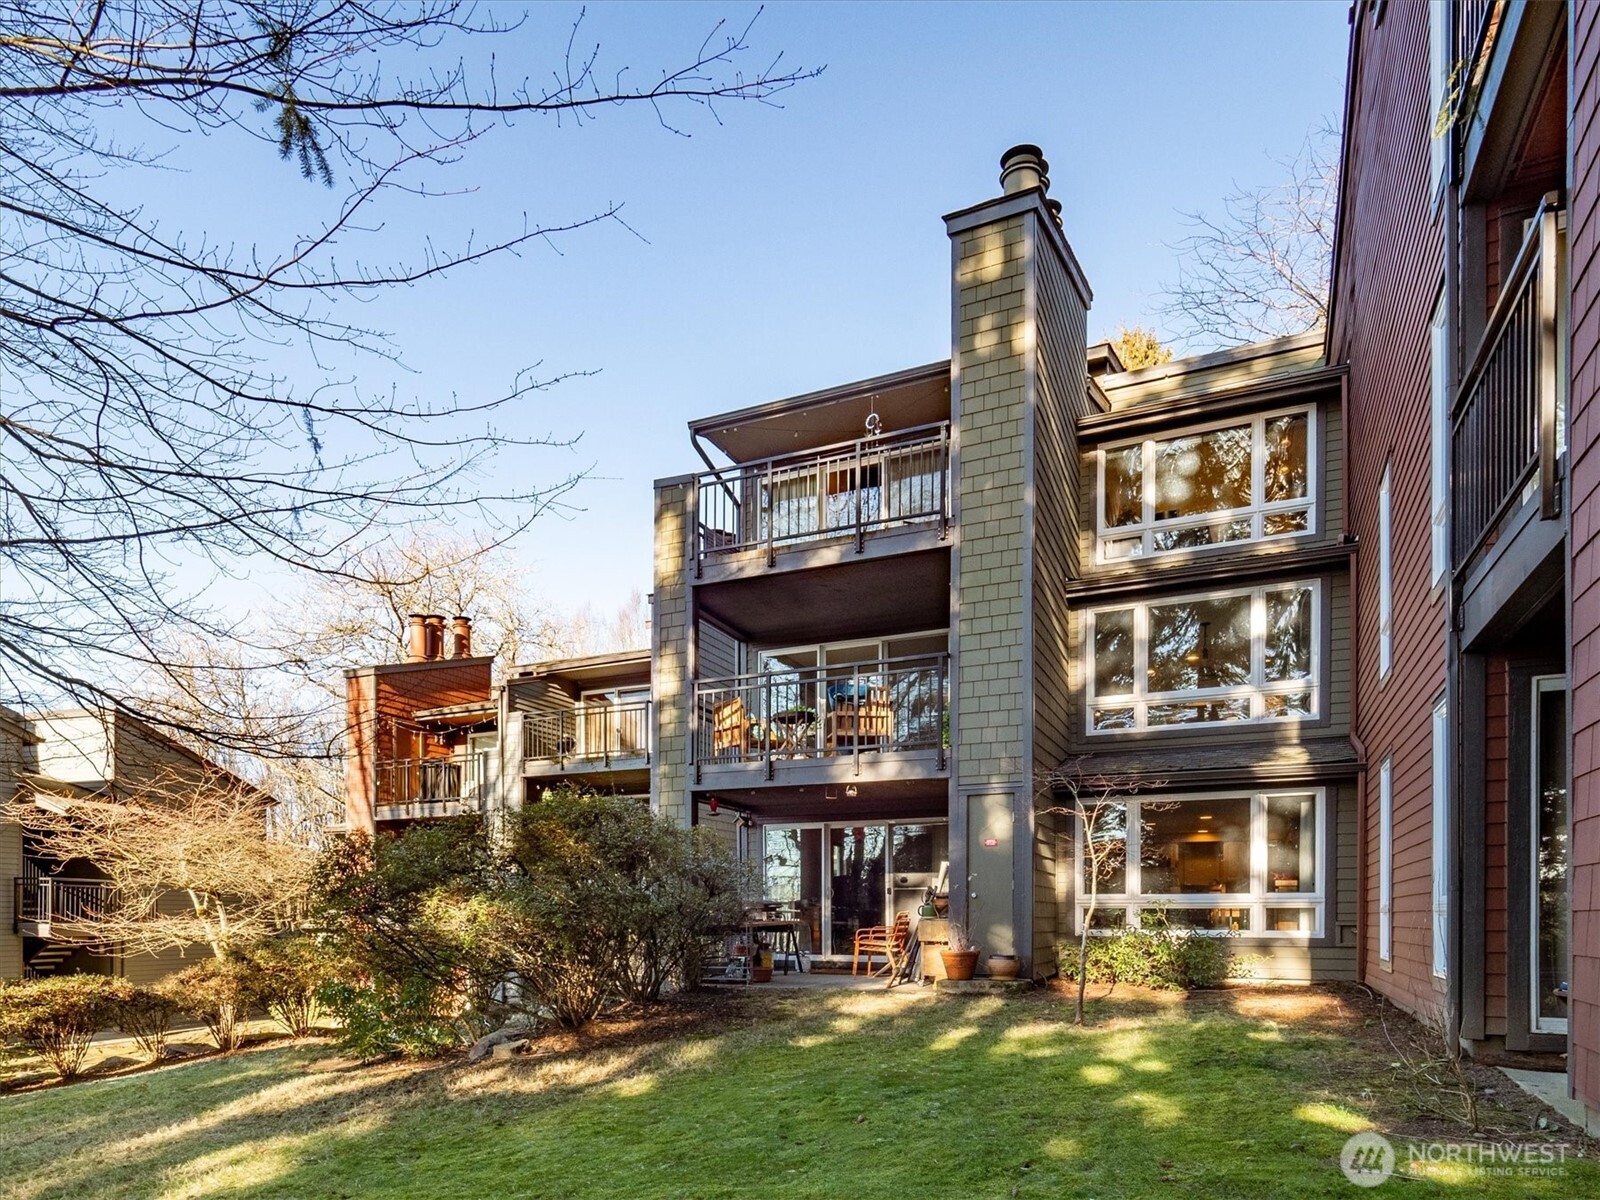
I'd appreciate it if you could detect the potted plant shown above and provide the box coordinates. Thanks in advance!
[750,944,774,984]
[940,922,980,981]
[987,953,1021,980]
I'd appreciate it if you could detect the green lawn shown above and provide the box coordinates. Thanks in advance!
[0,986,1592,1199]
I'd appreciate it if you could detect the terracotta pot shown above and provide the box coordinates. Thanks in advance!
[987,954,1020,980]
[941,949,980,981]
[750,966,773,983]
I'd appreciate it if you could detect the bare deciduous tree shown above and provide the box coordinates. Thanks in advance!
[1040,759,1161,1024]
[0,1,818,756]
[4,767,315,958]
[1160,121,1338,350]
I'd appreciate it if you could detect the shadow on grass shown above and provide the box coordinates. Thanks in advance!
[0,986,1592,1200]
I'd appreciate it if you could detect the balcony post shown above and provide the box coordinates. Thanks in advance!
[937,654,948,772]
[765,673,775,781]
[854,440,865,554]
[765,459,776,567]
[690,475,702,580]
[939,422,951,539]
[645,700,653,765]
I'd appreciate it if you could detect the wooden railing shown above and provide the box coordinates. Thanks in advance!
[374,751,490,813]
[1451,194,1566,568]
[523,701,652,767]
[691,422,950,575]
[13,876,114,930]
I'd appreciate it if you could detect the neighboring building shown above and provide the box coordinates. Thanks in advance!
[1331,0,1596,1131]
[342,614,657,837]
[2,706,247,982]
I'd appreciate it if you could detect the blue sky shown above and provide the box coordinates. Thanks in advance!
[184,1,1351,626]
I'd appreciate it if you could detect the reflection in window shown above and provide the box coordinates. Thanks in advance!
[1079,792,1324,937]
[1088,583,1319,732]
[1095,407,1315,561]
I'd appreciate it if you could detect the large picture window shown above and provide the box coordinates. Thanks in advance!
[1097,407,1315,562]
[1077,790,1325,937]
[1086,582,1319,733]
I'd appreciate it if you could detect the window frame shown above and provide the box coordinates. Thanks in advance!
[1378,465,1393,680]
[1084,580,1322,735]
[1430,292,1450,585]
[1075,788,1328,939]
[1094,404,1319,564]
[1432,699,1450,979]
[1378,757,1393,964]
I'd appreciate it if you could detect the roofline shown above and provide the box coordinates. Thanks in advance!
[686,361,950,440]
[342,655,495,680]
[1097,331,1326,393]
[1325,4,1363,361]
[508,648,651,678]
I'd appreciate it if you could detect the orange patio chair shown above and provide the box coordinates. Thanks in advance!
[852,910,912,978]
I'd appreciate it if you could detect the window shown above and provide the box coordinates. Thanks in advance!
[1086,582,1319,733]
[1378,757,1393,963]
[1378,465,1392,679]
[1431,293,1450,584]
[1432,700,1449,978]
[1077,790,1325,937]
[1429,1,1450,197]
[1096,407,1315,562]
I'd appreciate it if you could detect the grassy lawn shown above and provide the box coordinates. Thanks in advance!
[0,985,1593,1199]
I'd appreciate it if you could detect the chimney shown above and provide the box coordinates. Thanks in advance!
[423,614,446,662]
[450,615,472,659]
[999,143,1049,196]
[405,614,429,662]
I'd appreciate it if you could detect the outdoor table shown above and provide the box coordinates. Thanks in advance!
[767,708,817,757]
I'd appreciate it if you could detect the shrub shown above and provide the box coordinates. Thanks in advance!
[239,936,337,1038]
[1059,911,1234,991]
[0,975,121,1079]
[318,976,465,1061]
[107,979,182,1061]
[157,956,262,1051]
[503,789,752,1021]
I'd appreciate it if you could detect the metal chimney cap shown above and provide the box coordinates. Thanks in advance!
[999,144,1050,195]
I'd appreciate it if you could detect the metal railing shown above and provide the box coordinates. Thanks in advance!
[1452,194,1566,567]
[523,701,653,766]
[374,751,491,813]
[1455,0,1498,82]
[13,876,114,930]
[692,422,950,574]
[693,654,948,780]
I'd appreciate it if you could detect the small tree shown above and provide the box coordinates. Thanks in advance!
[2,767,314,960]
[158,957,263,1052]
[1039,759,1162,1024]
[108,981,183,1062]
[1111,324,1174,370]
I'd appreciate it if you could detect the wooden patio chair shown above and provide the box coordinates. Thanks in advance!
[852,910,912,978]
[825,686,892,751]
[711,697,749,762]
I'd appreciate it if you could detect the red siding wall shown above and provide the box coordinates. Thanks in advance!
[1483,656,1509,1034]
[1329,1,1449,1017]
[1566,0,1600,1125]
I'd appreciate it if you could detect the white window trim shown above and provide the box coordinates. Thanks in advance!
[1432,700,1450,979]
[1378,466,1393,680]
[1086,580,1321,734]
[1095,405,1318,563]
[1378,757,1393,964]
[1430,293,1450,585]
[1074,788,1328,939]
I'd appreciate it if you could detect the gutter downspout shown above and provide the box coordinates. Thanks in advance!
[1342,369,1370,985]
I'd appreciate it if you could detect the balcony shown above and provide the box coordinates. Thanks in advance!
[1452,194,1566,569]
[12,876,114,936]
[692,422,950,577]
[693,654,948,784]
[524,701,653,771]
[374,752,490,822]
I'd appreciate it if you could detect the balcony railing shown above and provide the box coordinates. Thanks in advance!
[1452,193,1566,567]
[13,876,114,931]
[692,422,950,575]
[1456,0,1498,79]
[693,654,948,779]
[524,701,653,767]
[375,752,491,815]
